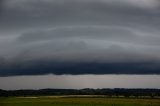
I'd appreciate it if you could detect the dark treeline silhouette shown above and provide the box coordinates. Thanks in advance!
[0,88,160,98]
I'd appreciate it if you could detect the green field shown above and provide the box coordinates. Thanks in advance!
[0,96,160,106]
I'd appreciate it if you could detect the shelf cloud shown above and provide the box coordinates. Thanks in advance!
[0,0,160,76]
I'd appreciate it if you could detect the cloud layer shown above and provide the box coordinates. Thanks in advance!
[0,0,160,76]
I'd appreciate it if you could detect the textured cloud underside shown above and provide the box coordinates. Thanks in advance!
[0,0,160,75]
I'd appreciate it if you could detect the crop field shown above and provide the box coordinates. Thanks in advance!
[0,96,160,106]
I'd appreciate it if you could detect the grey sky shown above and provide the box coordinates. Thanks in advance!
[0,0,160,75]
[0,75,160,90]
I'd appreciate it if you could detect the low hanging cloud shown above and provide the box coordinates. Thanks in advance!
[0,0,160,76]
[17,25,160,46]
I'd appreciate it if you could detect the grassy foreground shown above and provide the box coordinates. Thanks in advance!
[0,96,160,106]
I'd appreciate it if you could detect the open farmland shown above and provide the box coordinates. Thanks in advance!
[0,96,160,106]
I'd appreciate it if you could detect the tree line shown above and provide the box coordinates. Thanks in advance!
[0,88,160,98]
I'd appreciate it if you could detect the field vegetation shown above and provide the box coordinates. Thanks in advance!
[0,96,160,106]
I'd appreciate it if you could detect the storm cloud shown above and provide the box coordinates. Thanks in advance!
[0,0,160,76]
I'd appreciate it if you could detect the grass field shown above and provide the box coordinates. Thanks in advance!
[0,96,160,106]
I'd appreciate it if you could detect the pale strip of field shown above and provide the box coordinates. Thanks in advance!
[16,95,108,99]
[16,95,160,99]
[42,95,107,98]
[17,97,39,99]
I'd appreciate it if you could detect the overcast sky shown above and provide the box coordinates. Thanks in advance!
[0,0,160,76]
[1,75,160,90]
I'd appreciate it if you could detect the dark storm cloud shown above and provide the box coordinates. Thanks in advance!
[0,0,6,17]
[1,61,160,76]
[0,0,160,76]
[1,0,160,34]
